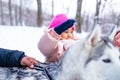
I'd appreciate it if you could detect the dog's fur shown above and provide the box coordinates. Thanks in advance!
[56,24,120,80]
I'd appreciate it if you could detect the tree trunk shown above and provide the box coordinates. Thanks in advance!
[19,0,23,26]
[75,0,83,33]
[51,0,54,18]
[94,0,101,24]
[9,0,13,25]
[37,0,43,27]
[15,6,18,25]
[0,0,4,25]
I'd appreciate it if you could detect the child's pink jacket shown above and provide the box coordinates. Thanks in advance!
[38,28,79,62]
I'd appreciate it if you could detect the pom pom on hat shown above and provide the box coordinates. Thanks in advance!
[49,14,75,30]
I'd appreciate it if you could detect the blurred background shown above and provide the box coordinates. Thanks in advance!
[0,0,120,61]
[0,0,120,33]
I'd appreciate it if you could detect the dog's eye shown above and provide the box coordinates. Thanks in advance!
[102,59,111,63]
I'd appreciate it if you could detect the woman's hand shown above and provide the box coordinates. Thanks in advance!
[20,56,38,69]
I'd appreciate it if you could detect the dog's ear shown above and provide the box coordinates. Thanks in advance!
[86,24,102,47]
[108,25,118,41]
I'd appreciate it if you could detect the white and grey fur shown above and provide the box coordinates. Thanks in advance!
[56,24,120,80]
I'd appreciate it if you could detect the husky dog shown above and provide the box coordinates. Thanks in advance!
[56,24,120,80]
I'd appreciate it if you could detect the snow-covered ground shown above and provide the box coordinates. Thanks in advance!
[0,25,87,62]
[0,25,46,62]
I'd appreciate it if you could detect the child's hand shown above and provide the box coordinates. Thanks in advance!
[54,19,75,35]
[20,56,38,69]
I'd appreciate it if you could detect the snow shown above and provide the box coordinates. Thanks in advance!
[0,25,86,62]
[0,25,89,63]
[0,25,46,62]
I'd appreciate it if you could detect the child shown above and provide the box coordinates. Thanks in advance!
[0,48,38,69]
[38,14,79,62]
[114,30,120,49]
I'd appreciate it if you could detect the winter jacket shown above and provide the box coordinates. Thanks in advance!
[0,48,25,67]
[38,29,79,62]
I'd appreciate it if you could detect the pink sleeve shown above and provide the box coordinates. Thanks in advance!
[37,29,60,58]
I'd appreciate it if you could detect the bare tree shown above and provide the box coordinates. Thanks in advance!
[51,0,54,18]
[84,15,90,31]
[0,0,4,25]
[14,5,19,25]
[37,0,43,27]
[95,0,101,17]
[19,0,23,26]
[75,0,83,33]
[9,0,13,25]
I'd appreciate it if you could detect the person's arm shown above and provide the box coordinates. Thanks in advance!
[0,48,25,67]
[38,29,59,57]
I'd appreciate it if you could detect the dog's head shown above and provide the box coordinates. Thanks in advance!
[84,24,120,66]
[57,24,120,80]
